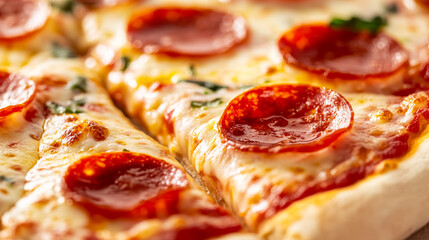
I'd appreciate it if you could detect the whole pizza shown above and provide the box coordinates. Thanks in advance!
[0,0,429,239]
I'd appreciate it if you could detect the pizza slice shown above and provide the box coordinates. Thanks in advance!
[92,0,429,239]
[0,57,255,240]
[0,70,46,216]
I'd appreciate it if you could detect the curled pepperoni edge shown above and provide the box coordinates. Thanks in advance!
[277,24,409,80]
[62,152,189,219]
[0,0,50,41]
[0,71,36,118]
[126,8,248,57]
[219,84,354,153]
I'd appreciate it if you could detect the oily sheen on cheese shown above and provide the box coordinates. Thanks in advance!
[83,0,429,93]
[1,58,255,240]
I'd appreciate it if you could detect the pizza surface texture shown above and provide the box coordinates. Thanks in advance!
[1,0,429,240]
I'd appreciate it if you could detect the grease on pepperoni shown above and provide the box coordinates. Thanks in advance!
[127,8,248,57]
[278,24,408,79]
[0,0,50,40]
[0,71,36,118]
[63,152,189,218]
[219,84,354,153]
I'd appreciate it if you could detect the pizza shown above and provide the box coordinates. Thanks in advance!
[0,1,255,239]
[1,0,429,239]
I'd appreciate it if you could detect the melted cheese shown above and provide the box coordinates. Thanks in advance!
[83,0,429,93]
[1,59,256,239]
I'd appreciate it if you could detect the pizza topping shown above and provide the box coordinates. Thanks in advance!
[68,76,87,93]
[51,0,75,14]
[120,56,131,72]
[189,64,197,77]
[0,72,36,118]
[329,16,387,34]
[277,24,408,79]
[385,3,399,14]
[219,84,353,153]
[191,98,223,109]
[127,8,248,57]
[46,101,84,115]
[179,80,228,92]
[0,0,50,40]
[63,152,189,218]
[52,42,77,58]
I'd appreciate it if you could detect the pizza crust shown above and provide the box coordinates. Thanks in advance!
[259,132,429,240]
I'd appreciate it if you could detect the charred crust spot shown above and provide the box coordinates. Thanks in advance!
[4,153,16,157]
[64,115,79,123]
[7,142,19,148]
[11,165,22,171]
[87,121,109,141]
[62,120,109,146]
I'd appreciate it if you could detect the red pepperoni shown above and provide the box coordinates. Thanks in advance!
[77,0,136,8]
[0,71,36,118]
[127,8,248,57]
[0,0,50,41]
[63,152,189,218]
[219,84,354,153]
[278,24,408,80]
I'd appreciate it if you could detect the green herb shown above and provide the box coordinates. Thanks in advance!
[191,98,223,109]
[386,3,398,14]
[72,98,86,106]
[121,56,131,71]
[329,16,387,34]
[51,0,75,14]
[122,149,131,152]
[69,76,87,93]
[46,101,84,114]
[0,176,15,186]
[52,42,76,58]
[179,79,228,92]
[189,64,196,77]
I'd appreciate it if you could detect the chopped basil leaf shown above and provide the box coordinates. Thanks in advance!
[51,0,75,14]
[72,98,86,106]
[189,64,196,77]
[329,16,387,34]
[179,79,228,92]
[46,101,84,114]
[0,176,15,186]
[122,149,131,152]
[386,3,399,13]
[191,98,223,109]
[121,56,131,71]
[69,76,87,93]
[52,42,76,58]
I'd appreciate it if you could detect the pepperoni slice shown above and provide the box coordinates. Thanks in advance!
[277,24,408,80]
[219,84,354,153]
[127,8,248,57]
[77,0,136,8]
[63,152,189,218]
[0,0,50,41]
[0,71,36,118]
